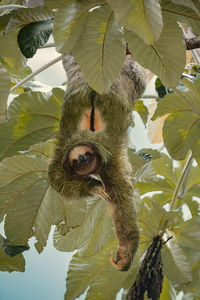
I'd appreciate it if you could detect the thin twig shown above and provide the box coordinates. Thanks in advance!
[9,55,62,94]
[0,5,27,10]
[160,152,193,238]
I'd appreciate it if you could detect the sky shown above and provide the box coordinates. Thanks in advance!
[0,42,160,300]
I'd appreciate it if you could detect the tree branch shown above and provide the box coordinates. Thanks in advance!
[185,36,200,50]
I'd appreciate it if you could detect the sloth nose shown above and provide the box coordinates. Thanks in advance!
[78,154,87,164]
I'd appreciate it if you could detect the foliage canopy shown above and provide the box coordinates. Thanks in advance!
[0,0,200,299]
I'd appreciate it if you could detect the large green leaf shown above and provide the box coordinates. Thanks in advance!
[17,19,53,58]
[54,199,113,257]
[125,15,185,88]
[53,0,105,53]
[78,200,113,257]
[161,0,200,35]
[163,111,199,160]
[162,242,192,284]
[174,218,200,250]
[0,89,63,161]
[138,201,174,237]
[171,0,200,17]
[107,0,163,45]
[65,239,127,300]
[0,237,25,272]
[5,6,53,34]
[0,155,51,250]
[72,5,126,94]
[152,79,200,160]
[0,62,10,123]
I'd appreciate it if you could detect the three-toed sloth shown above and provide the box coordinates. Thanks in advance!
[48,53,146,271]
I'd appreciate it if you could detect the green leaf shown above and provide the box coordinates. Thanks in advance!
[174,218,200,250]
[0,155,51,250]
[54,199,113,257]
[0,90,62,161]
[0,62,10,123]
[161,0,200,35]
[163,111,198,160]
[162,242,192,284]
[107,0,163,45]
[125,15,185,88]
[171,0,200,17]
[138,201,166,237]
[0,236,25,272]
[65,239,126,300]
[72,5,126,94]
[29,140,55,159]
[152,154,178,186]
[1,235,29,257]
[53,0,105,53]
[152,94,189,121]
[184,196,199,217]
[136,178,174,195]
[0,32,26,70]
[160,277,177,300]
[133,100,148,125]
[78,201,113,257]
[17,19,53,58]
[5,6,53,34]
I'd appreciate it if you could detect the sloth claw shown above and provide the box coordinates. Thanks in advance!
[110,251,131,272]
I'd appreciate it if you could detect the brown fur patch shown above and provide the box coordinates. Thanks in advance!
[79,108,106,131]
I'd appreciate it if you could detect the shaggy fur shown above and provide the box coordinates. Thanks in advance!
[48,53,146,271]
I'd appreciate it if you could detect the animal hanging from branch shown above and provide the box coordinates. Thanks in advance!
[48,53,146,271]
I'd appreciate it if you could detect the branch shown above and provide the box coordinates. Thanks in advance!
[185,36,200,50]
[0,5,27,10]
[9,55,62,94]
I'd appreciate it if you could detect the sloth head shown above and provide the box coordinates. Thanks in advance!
[63,143,102,178]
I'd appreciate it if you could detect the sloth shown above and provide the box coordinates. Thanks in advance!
[48,53,146,271]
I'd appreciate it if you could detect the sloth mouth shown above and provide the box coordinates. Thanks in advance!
[63,143,102,178]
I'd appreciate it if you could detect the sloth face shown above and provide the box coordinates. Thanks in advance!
[63,143,102,178]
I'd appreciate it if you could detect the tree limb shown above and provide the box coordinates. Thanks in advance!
[185,36,200,50]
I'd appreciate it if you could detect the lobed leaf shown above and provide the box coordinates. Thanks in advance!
[162,242,192,284]
[174,218,200,250]
[65,239,127,300]
[0,155,51,249]
[0,89,62,161]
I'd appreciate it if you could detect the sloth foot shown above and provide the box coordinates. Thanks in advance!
[110,245,132,271]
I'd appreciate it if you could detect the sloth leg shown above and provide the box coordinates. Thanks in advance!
[108,181,139,271]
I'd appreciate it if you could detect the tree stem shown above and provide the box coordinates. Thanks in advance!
[0,5,27,10]
[9,55,62,94]
[170,152,193,211]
